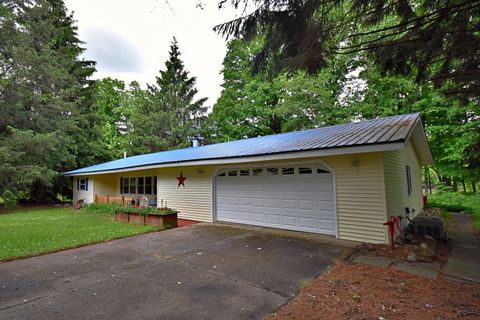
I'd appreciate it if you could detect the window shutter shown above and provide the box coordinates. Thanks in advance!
[120,177,123,194]
[86,178,89,191]
[77,178,80,191]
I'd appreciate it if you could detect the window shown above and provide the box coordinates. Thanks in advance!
[121,176,155,194]
[77,178,88,191]
[145,177,152,194]
[138,177,144,194]
[252,168,263,176]
[282,167,294,175]
[266,168,278,175]
[129,177,136,194]
[299,167,312,174]
[228,170,238,176]
[317,168,329,174]
[240,169,250,176]
[406,165,412,195]
[217,170,226,176]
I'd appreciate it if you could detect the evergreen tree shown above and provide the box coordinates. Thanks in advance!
[0,0,97,202]
[128,38,207,154]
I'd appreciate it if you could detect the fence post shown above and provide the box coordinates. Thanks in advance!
[122,195,125,206]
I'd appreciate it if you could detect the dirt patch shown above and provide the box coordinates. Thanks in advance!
[267,259,480,320]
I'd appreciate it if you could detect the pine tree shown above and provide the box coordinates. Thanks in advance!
[0,0,97,202]
[128,38,207,154]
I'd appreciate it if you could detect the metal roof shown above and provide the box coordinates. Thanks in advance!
[65,113,424,175]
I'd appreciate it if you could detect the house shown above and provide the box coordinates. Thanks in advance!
[65,113,433,244]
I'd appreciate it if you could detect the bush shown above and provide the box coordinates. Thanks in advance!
[1,190,19,208]
[429,192,480,230]
[80,203,122,215]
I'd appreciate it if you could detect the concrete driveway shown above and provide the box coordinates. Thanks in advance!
[0,223,352,320]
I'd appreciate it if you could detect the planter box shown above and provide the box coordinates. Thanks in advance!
[127,212,146,225]
[115,211,178,228]
[145,213,178,228]
[115,212,129,223]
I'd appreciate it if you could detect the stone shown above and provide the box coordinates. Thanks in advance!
[353,256,394,268]
[395,263,438,279]
[406,254,417,262]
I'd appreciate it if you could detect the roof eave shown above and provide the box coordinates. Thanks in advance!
[64,141,406,176]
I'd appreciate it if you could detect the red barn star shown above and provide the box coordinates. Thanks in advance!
[176,172,187,187]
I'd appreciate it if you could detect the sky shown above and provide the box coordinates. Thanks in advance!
[63,0,242,105]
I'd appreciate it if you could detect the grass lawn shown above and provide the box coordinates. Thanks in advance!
[429,192,480,230]
[0,207,158,261]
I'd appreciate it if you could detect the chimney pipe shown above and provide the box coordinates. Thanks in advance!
[123,151,127,158]
[192,138,199,148]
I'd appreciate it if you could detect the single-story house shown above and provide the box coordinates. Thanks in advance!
[65,112,433,244]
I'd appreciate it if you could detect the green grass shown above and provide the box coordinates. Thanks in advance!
[0,207,158,261]
[429,192,480,230]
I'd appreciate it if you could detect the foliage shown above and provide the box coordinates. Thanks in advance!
[0,208,157,261]
[0,0,98,202]
[116,205,178,216]
[429,192,480,229]
[209,38,351,141]
[1,190,19,208]
[216,0,480,100]
[80,203,123,215]
[127,38,208,154]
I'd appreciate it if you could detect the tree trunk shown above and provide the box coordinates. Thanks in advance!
[428,169,433,194]
[462,179,467,193]
[270,114,282,134]
[452,179,458,192]
[473,178,477,194]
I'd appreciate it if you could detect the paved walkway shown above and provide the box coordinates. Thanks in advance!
[442,213,480,283]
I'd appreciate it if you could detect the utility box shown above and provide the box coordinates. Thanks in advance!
[413,216,445,239]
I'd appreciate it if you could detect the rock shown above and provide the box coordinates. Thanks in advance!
[406,233,416,241]
[420,244,435,258]
[425,303,433,309]
[406,254,417,262]
[424,235,435,241]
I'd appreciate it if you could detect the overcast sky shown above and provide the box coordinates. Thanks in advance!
[64,0,241,106]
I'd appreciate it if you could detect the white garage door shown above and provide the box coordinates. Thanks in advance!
[215,164,337,235]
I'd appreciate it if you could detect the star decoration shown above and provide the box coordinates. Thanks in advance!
[177,172,187,188]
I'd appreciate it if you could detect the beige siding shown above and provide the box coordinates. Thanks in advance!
[324,153,388,244]
[94,173,116,197]
[157,166,215,222]
[384,141,423,226]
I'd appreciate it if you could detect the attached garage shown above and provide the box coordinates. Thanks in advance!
[66,112,434,244]
[215,164,336,235]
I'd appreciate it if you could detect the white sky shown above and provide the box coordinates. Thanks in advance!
[64,0,242,106]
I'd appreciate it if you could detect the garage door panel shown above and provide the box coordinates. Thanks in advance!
[281,199,297,209]
[216,165,336,235]
[298,199,314,210]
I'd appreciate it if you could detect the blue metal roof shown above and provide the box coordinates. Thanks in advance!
[65,113,420,175]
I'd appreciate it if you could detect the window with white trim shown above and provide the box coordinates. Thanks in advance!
[77,178,88,191]
[120,176,156,195]
[406,165,412,195]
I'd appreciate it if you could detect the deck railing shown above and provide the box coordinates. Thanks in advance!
[95,194,133,206]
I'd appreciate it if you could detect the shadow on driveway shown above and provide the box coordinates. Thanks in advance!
[0,223,352,320]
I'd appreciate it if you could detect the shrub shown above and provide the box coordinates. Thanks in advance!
[2,190,19,208]
[80,203,122,215]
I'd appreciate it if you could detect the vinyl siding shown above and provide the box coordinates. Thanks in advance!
[324,153,388,244]
[94,173,116,197]
[384,140,423,227]
[157,166,215,222]
[72,176,94,203]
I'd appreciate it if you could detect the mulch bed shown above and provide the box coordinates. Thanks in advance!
[267,259,480,320]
